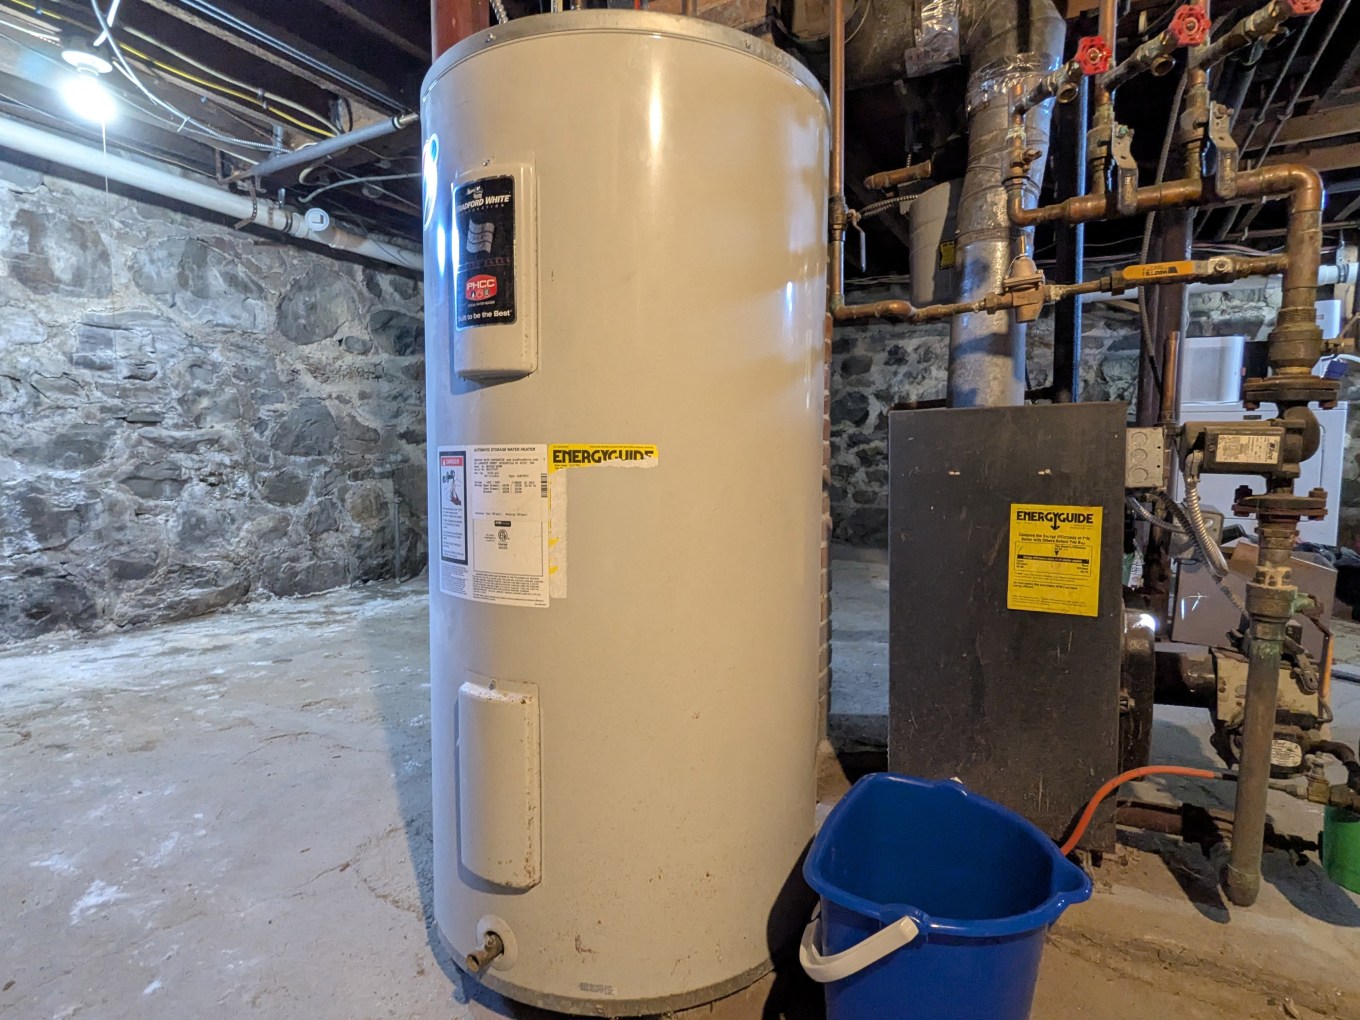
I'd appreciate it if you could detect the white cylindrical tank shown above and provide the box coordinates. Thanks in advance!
[420,11,828,1015]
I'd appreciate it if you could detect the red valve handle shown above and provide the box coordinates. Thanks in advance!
[1075,35,1111,75]
[1284,0,1320,13]
[1169,3,1208,45]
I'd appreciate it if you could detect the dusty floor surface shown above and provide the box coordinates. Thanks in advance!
[2,558,1358,1019]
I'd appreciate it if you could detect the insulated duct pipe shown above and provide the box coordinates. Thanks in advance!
[231,113,419,183]
[949,0,1066,407]
[0,116,422,271]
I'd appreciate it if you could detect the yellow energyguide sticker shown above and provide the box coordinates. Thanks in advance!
[1007,503,1102,617]
[548,444,659,471]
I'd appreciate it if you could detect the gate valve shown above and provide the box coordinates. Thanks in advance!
[1169,4,1209,46]
[1283,0,1320,14]
[1075,35,1111,75]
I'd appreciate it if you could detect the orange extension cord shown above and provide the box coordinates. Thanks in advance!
[1059,765,1224,856]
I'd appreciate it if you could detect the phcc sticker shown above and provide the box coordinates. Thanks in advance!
[465,274,498,301]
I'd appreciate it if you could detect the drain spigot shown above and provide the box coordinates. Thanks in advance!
[465,931,505,974]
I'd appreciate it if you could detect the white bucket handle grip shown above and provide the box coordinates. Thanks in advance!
[798,912,921,984]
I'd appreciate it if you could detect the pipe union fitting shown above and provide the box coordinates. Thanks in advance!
[1244,582,1296,622]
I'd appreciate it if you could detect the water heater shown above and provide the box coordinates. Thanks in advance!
[421,11,828,1014]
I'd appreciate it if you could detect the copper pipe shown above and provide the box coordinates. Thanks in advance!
[1095,0,1118,107]
[1321,627,1334,705]
[1007,156,1322,315]
[1104,30,1179,92]
[1161,330,1182,423]
[863,160,933,191]
[1193,0,1293,70]
[828,0,847,307]
[1015,61,1083,118]
[835,255,1284,324]
[833,293,1015,324]
[1182,67,1208,181]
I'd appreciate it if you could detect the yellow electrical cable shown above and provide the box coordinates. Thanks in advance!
[2,0,336,138]
[125,47,335,138]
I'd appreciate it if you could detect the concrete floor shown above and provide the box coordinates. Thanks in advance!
[2,558,1358,1019]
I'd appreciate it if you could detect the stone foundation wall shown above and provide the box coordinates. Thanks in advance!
[830,283,1360,550]
[0,162,425,644]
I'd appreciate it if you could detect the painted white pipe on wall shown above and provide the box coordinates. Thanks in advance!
[0,115,422,272]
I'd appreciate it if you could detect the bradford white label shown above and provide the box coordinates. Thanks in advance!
[453,175,516,329]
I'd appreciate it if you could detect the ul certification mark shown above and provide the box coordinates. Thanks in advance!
[453,175,516,329]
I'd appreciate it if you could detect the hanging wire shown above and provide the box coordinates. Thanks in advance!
[299,170,420,207]
[90,0,117,43]
[1233,0,1353,240]
[1136,68,1190,404]
[87,0,290,151]
[2,0,338,137]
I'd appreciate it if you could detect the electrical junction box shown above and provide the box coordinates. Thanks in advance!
[1125,427,1167,489]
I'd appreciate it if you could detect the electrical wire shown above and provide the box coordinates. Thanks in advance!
[90,0,116,44]
[0,20,270,163]
[1127,494,1187,534]
[6,0,338,136]
[1137,67,1189,406]
[122,45,335,138]
[299,170,419,206]
[1257,1,1347,164]
[3,0,327,149]
[88,0,280,151]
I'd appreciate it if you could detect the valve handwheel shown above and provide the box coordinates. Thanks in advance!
[1169,4,1209,46]
[1076,35,1111,75]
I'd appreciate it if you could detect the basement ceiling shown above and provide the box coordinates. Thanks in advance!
[1,0,1358,268]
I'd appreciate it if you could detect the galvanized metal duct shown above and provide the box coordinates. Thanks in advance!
[948,0,1065,407]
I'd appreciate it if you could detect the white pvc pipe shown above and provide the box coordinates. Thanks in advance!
[0,115,422,272]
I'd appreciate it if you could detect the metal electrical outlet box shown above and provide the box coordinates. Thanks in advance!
[1125,427,1166,489]
[888,402,1125,849]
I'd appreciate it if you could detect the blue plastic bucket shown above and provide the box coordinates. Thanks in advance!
[801,773,1092,1020]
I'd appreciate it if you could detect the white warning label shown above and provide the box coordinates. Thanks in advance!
[1217,433,1281,465]
[438,445,548,608]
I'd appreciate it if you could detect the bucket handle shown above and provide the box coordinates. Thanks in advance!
[798,912,921,984]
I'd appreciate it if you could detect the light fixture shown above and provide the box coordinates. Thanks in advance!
[60,36,113,76]
[60,71,116,125]
[59,33,116,125]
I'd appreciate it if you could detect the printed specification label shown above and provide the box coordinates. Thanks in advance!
[438,445,548,608]
[1007,503,1102,617]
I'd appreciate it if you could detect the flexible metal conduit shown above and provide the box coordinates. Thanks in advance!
[0,116,422,271]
